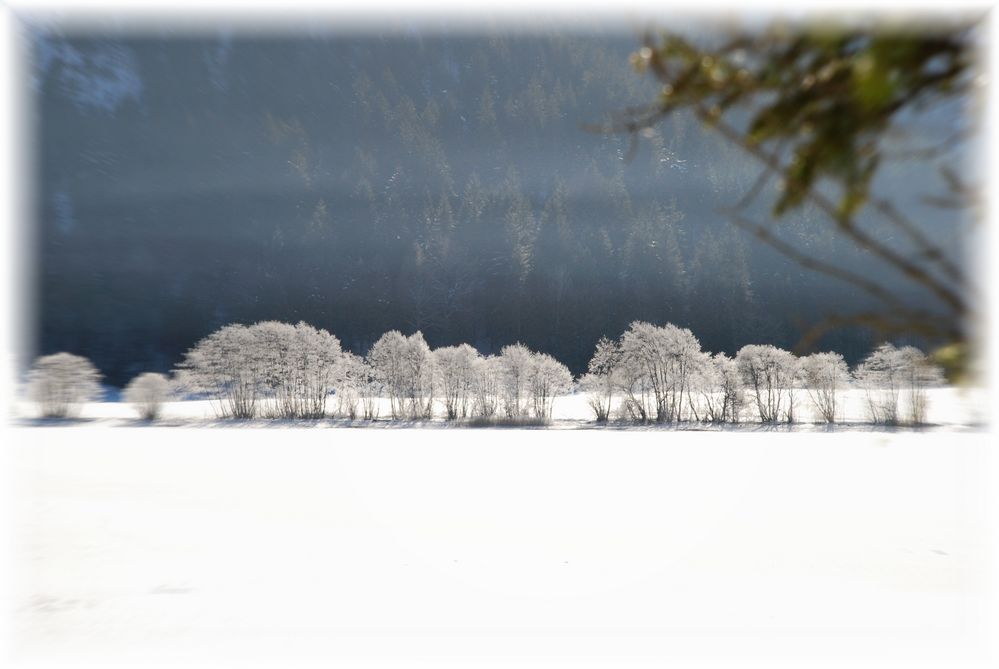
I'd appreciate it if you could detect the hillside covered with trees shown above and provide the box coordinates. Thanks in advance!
[31,25,966,386]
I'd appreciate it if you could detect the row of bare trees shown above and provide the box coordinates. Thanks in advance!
[579,322,944,425]
[25,320,943,425]
[172,322,572,421]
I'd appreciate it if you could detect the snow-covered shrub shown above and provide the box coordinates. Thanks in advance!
[367,330,407,418]
[27,352,102,418]
[735,344,799,423]
[581,336,621,422]
[334,352,368,419]
[618,321,703,423]
[367,330,435,419]
[433,344,479,420]
[179,321,341,418]
[799,352,849,423]
[177,323,260,418]
[471,355,501,418]
[853,343,904,425]
[897,346,945,425]
[529,352,573,419]
[288,322,343,418]
[498,343,534,419]
[333,351,381,420]
[855,343,943,425]
[123,372,172,420]
[404,332,436,419]
[177,320,342,419]
[250,320,297,416]
[251,321,343,419]
[616,348,655,422]
[690,352,744,423]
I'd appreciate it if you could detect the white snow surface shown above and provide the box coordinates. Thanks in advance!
[9,386,991,429]
[6,387,995,667]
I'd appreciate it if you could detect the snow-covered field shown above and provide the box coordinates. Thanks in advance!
[9,386,991,430]
[5,386,995,667]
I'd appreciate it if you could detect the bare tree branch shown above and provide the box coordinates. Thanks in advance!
[725,212,910,311]
[795,310,960,354]
[692,106,968,316]
[869,197,964,284]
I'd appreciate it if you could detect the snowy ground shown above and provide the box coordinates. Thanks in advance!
[6,419,997,668]
[8,386,991,430]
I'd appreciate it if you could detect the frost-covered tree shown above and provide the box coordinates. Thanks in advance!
[691,352,744,423]
[401,331,436,419]
[616,347,654,422]
[334,352,367,419]
[717,353,745,423]
[177,323,261,418]
[619,321,703,423]
[855,343,943,425]
[177,321,342,419]
[434,344,479,420]
[123,372,172,420]
[529,352,573,419]
[735,344,799,423]
[498,343,534,419]
[27,352,102,418]
[288,321,343,418]
[471,354,502,418]
[252,321,342,419]
[367,330,408,418]
[799,352,849,423]
[367,330,435,419]
[853,343,905,425]
[346,351,382,421]
[250,321,297,415]
[897,346,945,425]
[580,336,622,422]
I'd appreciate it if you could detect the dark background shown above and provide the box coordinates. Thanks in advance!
[29,26,966,386]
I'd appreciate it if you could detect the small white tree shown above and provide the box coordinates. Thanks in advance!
[367,330,435,419]
[434,344,480,420]
[854,343,905,425]
[690,352,743,423]
[334,352,367,419]
[177,323,262,418]
[248,321,342,419]
[856,343,943,425]
[498,343,534,419]
[735,344,799,423]
[289,321,343,419]
[615,349,654,423]
[581,336,621,422]
[123,372,172,420]
[529,352,573,419]
[897,346,945,425]
[402,331,436,419]
[471,355,501,418]
[177,321,343,419]
[367,330,409,418]
[799,352,849,423]
[619,321,703,423]
[250,320,298,416]
[350,353,383,421]
[715,352,744,423]
[27,352,102,418]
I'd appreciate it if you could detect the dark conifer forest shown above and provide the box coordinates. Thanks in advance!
[31,26,965,386]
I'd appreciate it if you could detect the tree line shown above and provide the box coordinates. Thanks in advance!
[26,320,944,426]
[36,31,935,388]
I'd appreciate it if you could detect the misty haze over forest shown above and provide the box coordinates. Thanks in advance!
[29,23,969,387]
